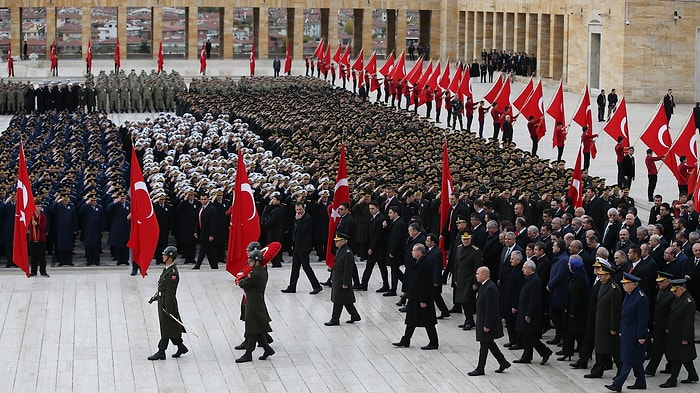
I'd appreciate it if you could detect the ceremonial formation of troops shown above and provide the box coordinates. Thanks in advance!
[0,74,696,384]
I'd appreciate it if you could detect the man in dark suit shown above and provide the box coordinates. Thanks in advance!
[586,264,622,378]
[513,259,553,365]
[212,191,229,265]
[481,220,504,280]
[659,279,699,388]
[602,208,622,254]
[468,266,511,376]
[398,223,426,307]
[282,202,323,294]
[471,213,487,249]
[193,194,219,270]
[360,201,388,291]
[260,194,285,267]
[106,192,132,271]
[392,243,439,350]
[425,233,450,319]
[686,243,700,311]
[441,192,468,257]
[153,194,173,265]
[621,147,636,190]
[585,188,606,234]
[384,206,407,297]
[663,89,675,121]
[176,191,200,264]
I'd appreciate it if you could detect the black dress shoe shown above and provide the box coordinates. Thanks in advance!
[192,266,200,270]
[259,348,275,360]
[395,297,407,306]
[309,287,323,295]
[346,315,361,324]
[398,306,407,312]
[554,350,564,355]
[541,351,552,365]
[605,384,622,392]
[495,362,511,373]
[41,273,50,277]
[467,369,485,376]
[508,345,523,350]
[660,369,671,374]
[436,313,450,319]
[462,324,474,331]
[681,378,699,384]
[281,288,296,293]
[383,291,397,297]
[448,306,462,313]
[644,370,655,377]
[513,359,531,364]
[271,264,282,268]
[421,343,439,350]
[659,382,676,388]
[353,285,367,291]
[321,280,332,287]
[235,353,252,363]
[556,355,571,361]
[375,286,390,293]
[584,373,603,378]
[545,338,560,345]
[503,343,512,348]
[234,340,247,350]
[148,351,166,360]
[627,385,646,390]
[570,361,587,369]
[172,345,189,358]
[392,340,410,348]
[324,320,340,326]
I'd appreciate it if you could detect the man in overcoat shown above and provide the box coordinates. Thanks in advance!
[514,260,552,365]
[324,232,361,326]
[236,250,275,363]
[660,279,698,387]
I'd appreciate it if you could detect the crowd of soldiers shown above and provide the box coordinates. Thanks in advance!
[89,69,187,114]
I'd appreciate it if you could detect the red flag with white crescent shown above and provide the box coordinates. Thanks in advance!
[157,40,163,73]
[249,43,255,76]
[284,41,291,74]
[520,80,547,140]
[87,40,93,71]
[438,61,451,91]
[512,78,534,112]
[602,96,630,147]
[227,149,261,276]
[547,80,566,147]
[114,37,121,70]
[199,42,207,74]
[483,73,504,104]
[379,51,394,77]
[313,38,325,59]
[665,111,697,181]
[567,145,584,208]
[448,63,462,95]
[641,101,677,176]
[439,140,452,267]
[572,84,596,158]
[493,76,512,109]
[325,145,350,269]
[13,144,36,278]
[127,148,160,277]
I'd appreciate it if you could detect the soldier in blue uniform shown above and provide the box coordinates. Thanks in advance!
[606,272,649,392]
[50,194,77,266]
[106,192,133,272]
[78,195,104,266]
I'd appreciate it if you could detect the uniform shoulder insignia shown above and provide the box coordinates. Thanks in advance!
[472,246,480,251]
[346,250,351,254]
[611,283,616,288]
[171,275,177,280]
[689,298,693,303]
[640,292,645,297]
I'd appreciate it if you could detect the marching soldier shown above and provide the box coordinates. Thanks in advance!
[148,246,189,360]
[660,279,698,387]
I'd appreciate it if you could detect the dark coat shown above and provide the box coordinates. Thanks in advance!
[238,265,272,335]
[293,212,313,253]
[426,245,444,288]
[651,286,674,353]
[156,264,185,338]
[563,274,590,335]
[261,204,285,243]
[367,212,386,257]
[594,280,622,354]
[481,233,503,277]
[516,272,543,334]
[547,251,570,309]
[665,291,697,363]
[212,199,230,244]
[619,286,649,364]
[1,201,15,246]
[476,278,503,341]
[153,202,173,244]
[51,202,77,251]
[336,213,356,251]
[500,259,525,322]
[310,201,330,242]
[176,199,200,242]
[106,201,131,247]
[331,244,356,305]
[78,203,104,249]
[351,202,371,244]
[196,203,218,243]
[404,255,437,328]
[385,218,406,266]
[453,244,482,304]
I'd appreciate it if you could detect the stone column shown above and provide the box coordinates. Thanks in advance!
[353,8,365,57]
[494,12,503,50]
[329,5,339,50]
[11,7,20,58]
[118,6,127,59]
[293,7,304,60]
[386,9,396,57]
[484,12,493,52]
[46,7,56,57]
[474,11,484,60]
[320,9,329,42]
[256,7,268,59]
[396,8,406,59]
[187,6,198,60]
[220,7,230,59]
[466,11,475,60]
[152,7,163,58]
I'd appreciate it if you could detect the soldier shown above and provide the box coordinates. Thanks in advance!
[119,80,129,113]
[659,279,699,387]
[324,232,361,326]
[585,263,622,378]
[85,82,96,113]
[165,84,175,112]
[147,246,189,360]
[49,194,77,266]
[645,271,676,376]
[106,192,132,271]
[131,83,142,112]
[108,82,119,113]
[453,231,482,330]
[78,195,104,266]
[97,82,108,112]
[154,83,165,112]
[6,82,15,113]
[143,82,154,112]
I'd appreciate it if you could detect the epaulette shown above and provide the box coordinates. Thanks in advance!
[640,292,645,297]
[611,283,617,289]
[688,298,693,303]
[472,246,479,251]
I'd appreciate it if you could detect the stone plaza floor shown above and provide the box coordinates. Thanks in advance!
[0,58,698,392]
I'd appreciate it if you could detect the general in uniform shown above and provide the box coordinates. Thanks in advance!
[660,279,698,387]
[324,232,361,326]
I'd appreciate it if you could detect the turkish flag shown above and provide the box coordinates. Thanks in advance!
[332,43,342,64]
[419,61,440,105]
[405,56,423,85]
[87,40,93,71]
[226,149,261,276]
[493,76,512,109]
[458,66,472,103]
[127,149,159,277]
[341,43,352,77]
[520,80,547,140]
[50,42,57,69]
[572,84,596,158]
[7,48,12,77]
[313,38,325,59]
[694,168,700,213]
[483,73,504,104]
[352,48,364,87]
[325,145,350,269]
[389,51,406,80]
[448,63,462,95]
[641,101,676,177]
[114,37,121,70]
[284,41,291,74]
[512,78,534,112]
[547,80,566,147]
[567,145,584,208]
[157,40,163,73]
[436,61,450,91]
[199,42,207,74]
[602,96,630,147]
[379,51,394,77]
[668,112,698,166]
[415,61,432,89]
[13,144,36,278]
[249,43,255,76]
[439,140,453,267]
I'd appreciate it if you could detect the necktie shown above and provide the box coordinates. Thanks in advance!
[695,258,699,267]
[628,264,633,273]
[199,206,204,228]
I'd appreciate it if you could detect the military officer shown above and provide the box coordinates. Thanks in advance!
[453,231,482,330]
[606,273,649,392]
[659,279,698,387]
[236,250,275,363]
[78,195,104,266]
[645,271,676,376]
[148,246,188,360]
[324,232,361,326]
[586,263,622,378]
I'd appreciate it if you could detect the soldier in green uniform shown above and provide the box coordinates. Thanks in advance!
[148,246,189,360]
[6,82,15,113]
[453,231,482,330]
[324,232,361,326]
[142,82,154,112]
[96,82,108,113]
[108,81,119,113]
[119,79,129,113]
[645,271,676,376]
[660,279,699,387]
[236,250,275,363]
[154,83,165,112]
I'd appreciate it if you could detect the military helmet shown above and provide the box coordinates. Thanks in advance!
[249,250,263,262]
[163,246,178,258]
[246,242,261,252]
